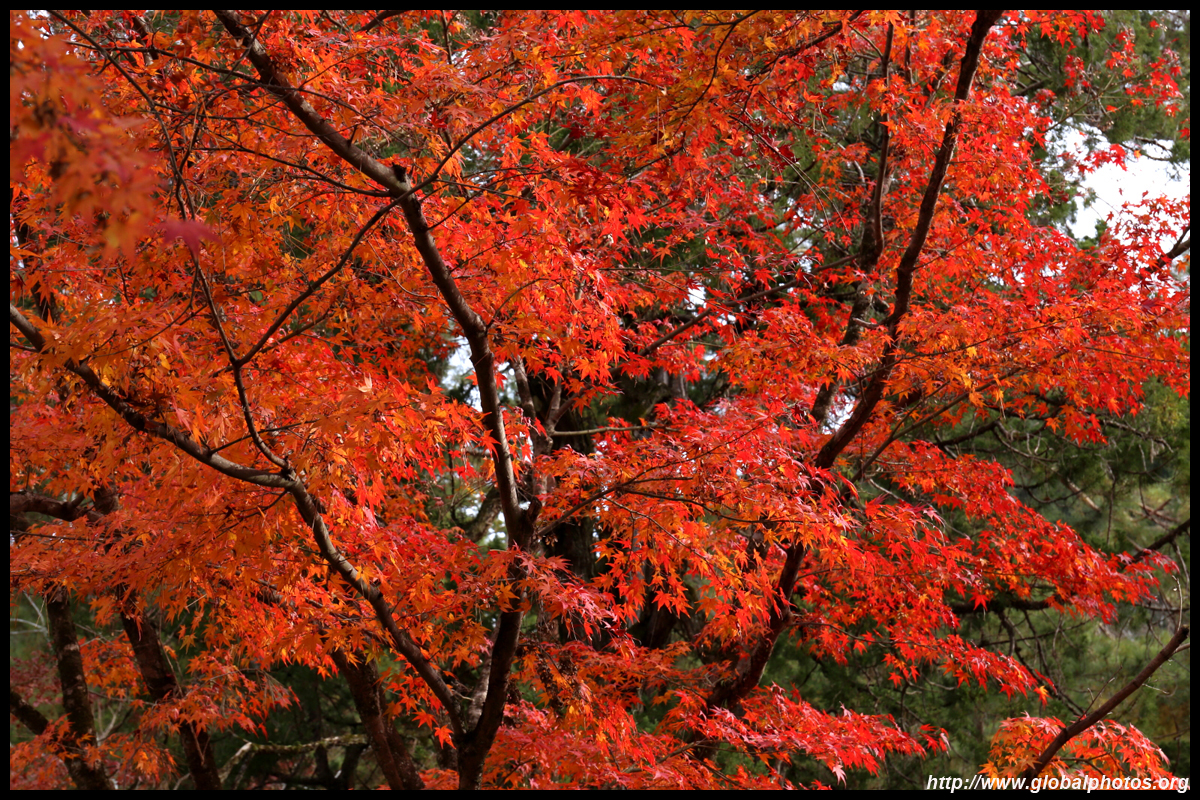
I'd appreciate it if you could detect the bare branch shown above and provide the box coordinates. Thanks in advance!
[1020,625,1190,782]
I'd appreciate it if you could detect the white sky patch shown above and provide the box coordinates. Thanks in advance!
[823,392,855,432]
[1057,127,1190,247]
[446,336,482,411]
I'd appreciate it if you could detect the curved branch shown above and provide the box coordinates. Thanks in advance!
[10,302,465,742]
[1130,518,1191,565]
[814,10,1004,471]
[667,11,758,135]
[707,10,1006,715]
[11,303,283,486]
[416,74,658,195]
[281,476,468,744]
[235,198,402,368]
[212,11,400,192]
[212,15,537,783]
[190,257,289,469]
[1019,624,1190,782]
[212,10,528,550]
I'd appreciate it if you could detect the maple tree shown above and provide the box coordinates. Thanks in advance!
[9,9,1191,790]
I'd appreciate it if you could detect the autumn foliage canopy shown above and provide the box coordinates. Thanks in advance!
[9,10,1190,790]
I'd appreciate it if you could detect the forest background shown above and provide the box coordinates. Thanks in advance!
[9,10,1191,790]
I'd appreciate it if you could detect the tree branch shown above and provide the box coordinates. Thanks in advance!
[45,589,112,790]
[10,301,466,745]
[10,303,282,486]
[709,10,1006,714]
[212,13,533,785]
[814,10,1004,470]
[1019,624,1189,782]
